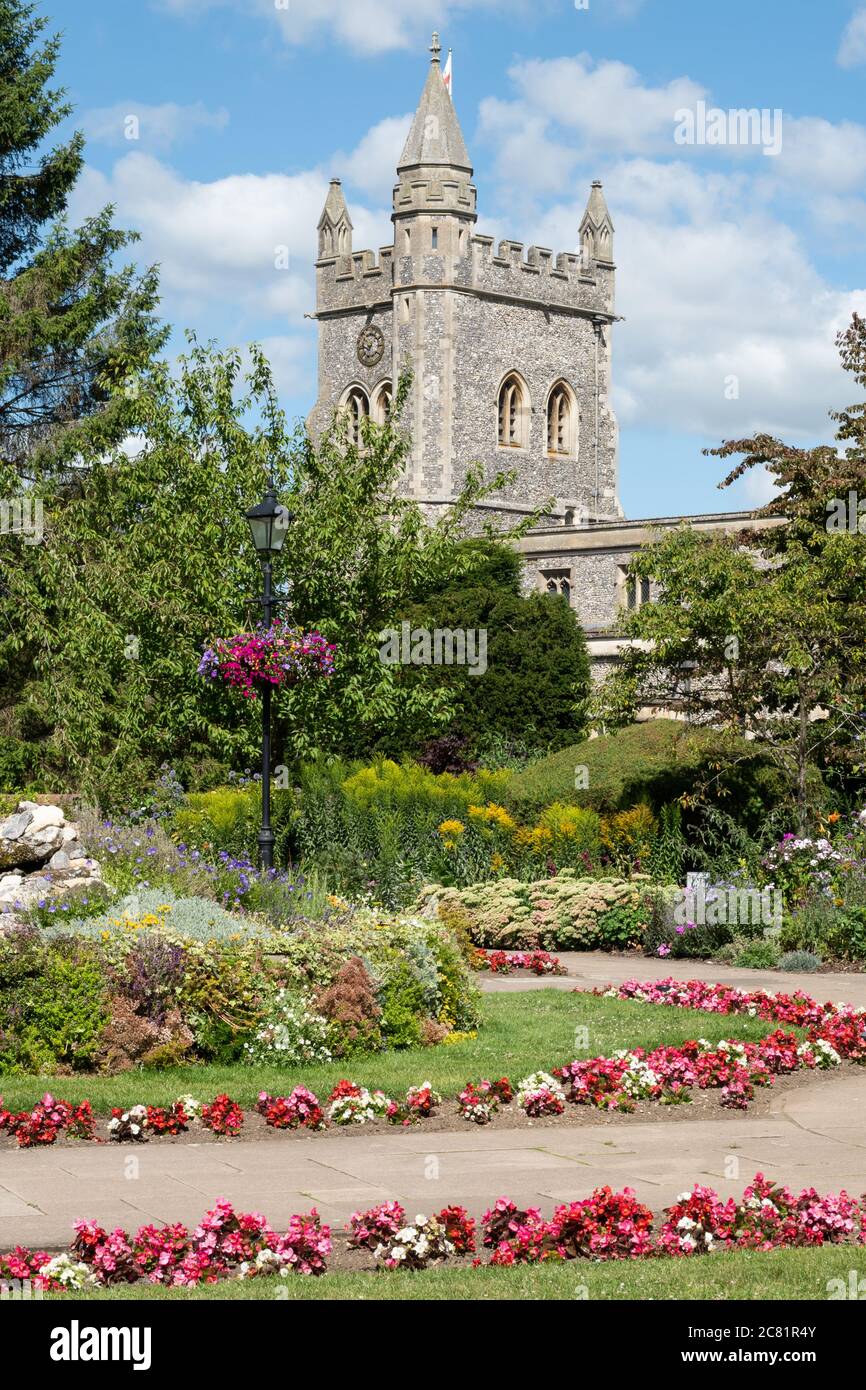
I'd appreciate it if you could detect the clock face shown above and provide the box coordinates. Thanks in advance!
[357,325,385,368]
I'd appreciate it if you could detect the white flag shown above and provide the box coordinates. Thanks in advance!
[443,49,452,99]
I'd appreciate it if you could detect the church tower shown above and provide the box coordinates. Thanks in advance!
[307,33,621,528]
[391,33,478,501]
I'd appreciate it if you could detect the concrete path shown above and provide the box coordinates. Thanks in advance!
[2,1071,865,1249]
[2,956,865,1248]
[480,951,866,1008]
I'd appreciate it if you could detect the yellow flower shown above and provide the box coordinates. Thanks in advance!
[438,819,465,837]
[468,803,515,831]
[490,851,507,873]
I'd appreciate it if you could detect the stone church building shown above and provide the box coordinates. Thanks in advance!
[308,34,754,676]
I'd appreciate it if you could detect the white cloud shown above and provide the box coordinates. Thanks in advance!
[157,0,541,55]
[510,160,866,447]
[82,100,229,150]
[479,55,866,232]
[337,113,413,201]
[69,153,330,320]
[838,6,866,67]
[507,56,705,151]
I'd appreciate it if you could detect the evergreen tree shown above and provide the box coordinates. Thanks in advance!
[398,540,592,756]
[0,0,163,476]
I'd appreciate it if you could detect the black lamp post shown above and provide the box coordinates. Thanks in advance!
[244,486,292,869]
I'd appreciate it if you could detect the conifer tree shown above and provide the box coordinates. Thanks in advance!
[0,0,163,476]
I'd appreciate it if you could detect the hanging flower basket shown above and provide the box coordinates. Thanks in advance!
[198,621,336,700]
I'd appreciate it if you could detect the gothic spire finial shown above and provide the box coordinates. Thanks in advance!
[430,31,441,64]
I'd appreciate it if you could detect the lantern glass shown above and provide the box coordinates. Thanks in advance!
[245,491,292,556]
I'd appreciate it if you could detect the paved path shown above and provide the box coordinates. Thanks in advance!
[480,951,866,1007]
[2,1072,865,1249]
[2,956,865,1248]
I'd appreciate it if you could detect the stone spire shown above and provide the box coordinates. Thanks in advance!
[397,32,472,173]
[579,180,614,266]
[317,178,353,260]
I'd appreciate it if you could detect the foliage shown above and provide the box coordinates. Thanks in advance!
[272,372,540,761]
[422,873,644,951]
[1,342,530,801]
[0,930,108,1072]
[0,0,164,477]
[0,894,479,1074]
[505,720,789,833]
[397,540,591,754]
[732,939,781,970]
[242,991,333,1067]
[778,950,822,973]
[314,956,383,1056]
[596,313,866,829]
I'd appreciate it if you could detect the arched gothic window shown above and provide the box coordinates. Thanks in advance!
[373,382,392,425]
[546,382,576,456]
[498,373,528,448]
[542,570,572,603]
[342,387,369,445]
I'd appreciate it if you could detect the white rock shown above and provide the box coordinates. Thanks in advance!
[25,805,65,833]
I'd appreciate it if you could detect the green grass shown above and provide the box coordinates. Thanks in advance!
[53,1245,863,1301]
[0,991,787,1112]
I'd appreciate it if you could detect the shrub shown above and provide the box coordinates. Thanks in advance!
[778,950,822,972]
[828,906,866,961]
[536,803,602,858]
[314,957,383,1056]
[243,990,333,1066]
[379,962,426,1048]
[400,546,591,753]
[595,904,646,950]
[95,996,193,1074]
[505,720,793,828]
[601,804,658,870]
[0,933,108,1073]
[420,873,643,951]
[0,902,479,1074]
[171,784,296,866]
[734,939,781,970]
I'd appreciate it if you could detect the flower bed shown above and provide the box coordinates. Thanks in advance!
[0,904,481,1074]
[4,1174,864,1290]
[3,978,864,1149]
[474,948,566,976]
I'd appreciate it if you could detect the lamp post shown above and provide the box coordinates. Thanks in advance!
[244,486,292,869]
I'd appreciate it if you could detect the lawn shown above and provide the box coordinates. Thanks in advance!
[52,1245,861,1301]
[0,990,788,1112]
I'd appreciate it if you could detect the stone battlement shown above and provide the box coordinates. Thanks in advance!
[316,245,395,312]
[471,234,614,314]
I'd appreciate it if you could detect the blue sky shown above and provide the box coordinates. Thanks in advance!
[53,0,866,517]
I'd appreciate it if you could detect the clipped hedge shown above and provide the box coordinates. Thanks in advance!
[418,872,647,952]
[504,720,794,829]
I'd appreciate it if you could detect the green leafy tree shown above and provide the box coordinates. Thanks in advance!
[0,0,163,476]
[595,313,866,829]
[397,540,591,755]
[278,373,541,758]
[1,346,536,799]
